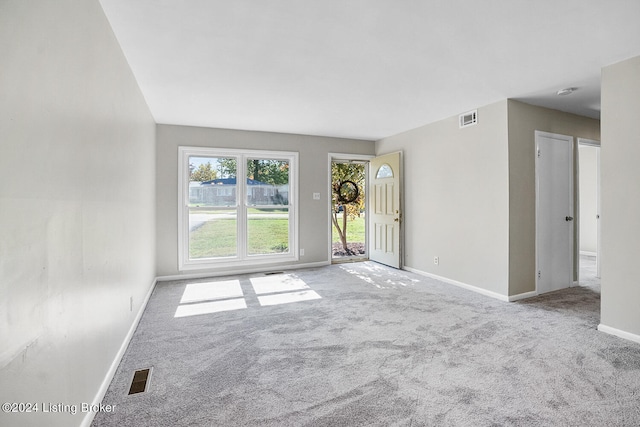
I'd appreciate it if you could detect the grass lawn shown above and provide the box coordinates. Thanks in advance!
[189,213,364,259]
[189,218,289,258]
[332,214,365,243]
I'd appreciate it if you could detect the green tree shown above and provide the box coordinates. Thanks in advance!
[218,158,237,179]
[218,158,289,185]
[331,163,365,252]
[190,162,217,182]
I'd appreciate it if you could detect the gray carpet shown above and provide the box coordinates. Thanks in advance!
[92,260,640,426]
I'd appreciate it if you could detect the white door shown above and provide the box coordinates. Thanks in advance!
[369,152,402,268]
[577,139,601,278]
[536,131,574,294]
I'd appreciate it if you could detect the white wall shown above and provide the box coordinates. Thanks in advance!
[600,55,640,339]
[156,124,375,277]
[0,1,156,426]
[579,145,599,254]
[376,101,511,297]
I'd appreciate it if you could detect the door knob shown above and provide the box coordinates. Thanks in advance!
[394,218,399,222]
[565,216,574,221]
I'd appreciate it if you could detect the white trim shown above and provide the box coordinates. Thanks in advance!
[178,147,299,271]
[508,291,538,302]
[81,278,157,427]
[598,324,640,345]
[577,139,601,278]
[580,251,597,257]
[328,153,374,263]
[328,153,375,162]
[577,138,601,147]
[403,266,509,302]
[157,260,331,282]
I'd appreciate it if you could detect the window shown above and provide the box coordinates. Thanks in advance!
[179,147,298,270]
[376,163,393,179]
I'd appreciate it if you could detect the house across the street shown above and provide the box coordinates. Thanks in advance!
[189,178,288,206]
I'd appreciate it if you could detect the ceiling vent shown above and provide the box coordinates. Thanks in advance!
[459,110,477,128]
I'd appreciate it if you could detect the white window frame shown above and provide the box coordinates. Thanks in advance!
[178,146,299,271]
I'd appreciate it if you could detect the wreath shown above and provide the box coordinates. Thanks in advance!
[336,180,359,204]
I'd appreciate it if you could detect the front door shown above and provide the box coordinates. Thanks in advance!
[535,131,574,294]
[369,152,402,268]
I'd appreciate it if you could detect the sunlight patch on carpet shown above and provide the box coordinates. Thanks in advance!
[174,298,247,317]
[180,280,243,304]
[257,290,322,306]
[250,275,309,295]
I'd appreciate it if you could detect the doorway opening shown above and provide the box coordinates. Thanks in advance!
[331,159,368,262]
[577,138,601,288]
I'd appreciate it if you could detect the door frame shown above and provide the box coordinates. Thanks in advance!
[577,138,601,279]
[327,153,374,262]
[535,131,575,294]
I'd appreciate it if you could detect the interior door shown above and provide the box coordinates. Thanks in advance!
[369,151,402,268]
[578,139,601,279]
[536,131,574,294]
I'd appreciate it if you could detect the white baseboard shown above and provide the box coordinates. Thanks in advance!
[403,266,510,302]
[157,260,331,282]
[597,324,640,345]
[81,277,158,427]
[508,291,538,302]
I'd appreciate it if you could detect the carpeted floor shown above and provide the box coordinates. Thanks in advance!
[92,259,640,426]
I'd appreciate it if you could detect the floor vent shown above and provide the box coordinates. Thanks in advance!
[264,271,284,275]
[128,368,151,395]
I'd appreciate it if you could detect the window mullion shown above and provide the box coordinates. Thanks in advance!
[237,155,248,260]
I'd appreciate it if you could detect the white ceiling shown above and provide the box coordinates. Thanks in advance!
[99,0,640,141]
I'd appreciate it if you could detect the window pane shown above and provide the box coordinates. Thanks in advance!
[246,159,289,206]
[376,163,393,179]
[247,208,289,255]
[189,156,237,207]
[189,209,237,258]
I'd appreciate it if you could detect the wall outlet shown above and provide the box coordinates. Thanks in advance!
[300,248,305,256]
[312,192,320,200]
[434,256,439,265]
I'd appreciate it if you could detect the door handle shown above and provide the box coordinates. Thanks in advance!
[394,218,399,222]
[565,216,574,222]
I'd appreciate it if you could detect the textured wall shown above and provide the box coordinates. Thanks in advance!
[376,101,511,297]
[0,1,156,426]
[600,55,640,338]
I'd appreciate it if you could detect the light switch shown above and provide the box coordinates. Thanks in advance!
[313,192,321,200]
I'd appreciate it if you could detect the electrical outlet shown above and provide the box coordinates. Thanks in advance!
[300,249,305,256]
[312,193,320,200]
[434,256,439,265]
